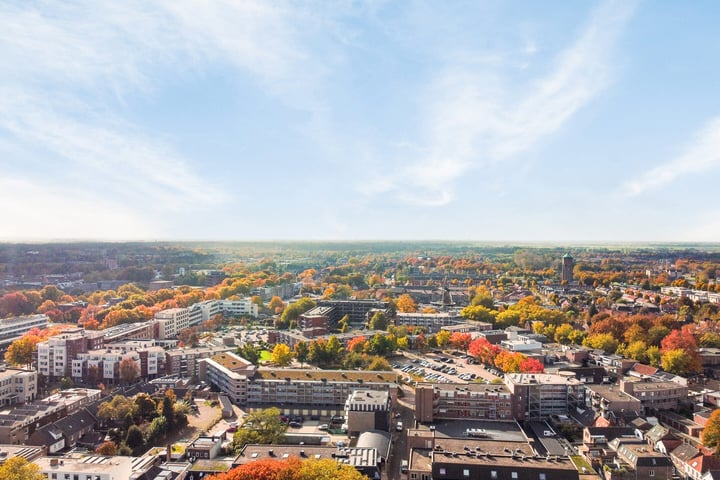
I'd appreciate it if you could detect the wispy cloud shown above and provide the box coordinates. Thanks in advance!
[623,117,720,196]
[0,1,334,237]
[363,0,638,206]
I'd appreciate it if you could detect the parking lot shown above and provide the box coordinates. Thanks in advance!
[394,350,502,385]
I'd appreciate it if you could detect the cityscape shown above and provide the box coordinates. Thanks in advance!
[0,242,719,480]
[2,1,720,480]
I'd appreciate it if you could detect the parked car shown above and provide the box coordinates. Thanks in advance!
[318,424,329,431]
[289,421,302,428]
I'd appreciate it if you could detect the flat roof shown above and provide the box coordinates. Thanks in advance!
[254,368,398,384]
[416,420,527,443]
[35,455,132,472]
[586,385,641,403]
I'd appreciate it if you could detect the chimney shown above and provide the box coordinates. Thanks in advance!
[167,444,172,462]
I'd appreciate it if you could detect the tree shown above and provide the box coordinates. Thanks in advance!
[271,344,293,367]
[146,415,168,440]
[294,341,309,367]
[623,324,646,344]
[495,351,524,373]
[450,332,472,352]
[208,458,302,480]
[519,357,544,373]
[238,343,261,365]
[96,440,117,456]
[647,325,671,346]
[624,341,649,363]
[233,407,288,451]
[396,294,417,313]
[4,335,38,366]
[554,324,575,345]
[120,358,139,385]
[346,336,367,354]
[0,456,44,480]
[368,311,387,331]
[297,458,367,480]
[583,333,619,354]
[281,297,316,323]
[661,348,701,376]
[134,393,157,419]
[97,395,137,423]
[435,330,451,348]
[460,305,497,323]
[160,394,175,427]
[702,409,720,454]
[269,296,285,314]
[468,337,500,365]
[367,356,392,371]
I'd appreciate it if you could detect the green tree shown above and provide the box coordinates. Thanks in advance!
[125,425,145,451]
[134,393,157,419]
[460,305,497,323]
[368,311,388,331]
[280,297,316,323]
[647,346,662,367]
[233,407,288,451]
[294,341,309,367]
[161,394,175,427]
[147,415,168,440]
[624,341,649,363]
[647,325,671,347]
[237,343,261,365]
[271,344,293,367]
[0,456,44,480]
[367,356,392,371]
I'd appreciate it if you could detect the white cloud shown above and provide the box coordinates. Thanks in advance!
[623,117,720,196]
[365,0,638,206]
[0,177,157,241]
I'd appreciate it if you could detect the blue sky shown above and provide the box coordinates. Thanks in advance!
[1,0,720,242]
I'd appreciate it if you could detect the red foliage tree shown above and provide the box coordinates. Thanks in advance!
[519,357,544,373]
[468,337,500,364]
[450,332,472,352]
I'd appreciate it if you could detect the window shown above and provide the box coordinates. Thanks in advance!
[439,468,446,475]
[491,471,498,479]
[463,469,470,477]
[512,473,518,479]
[540,474,546,480]
[649,470,655,477]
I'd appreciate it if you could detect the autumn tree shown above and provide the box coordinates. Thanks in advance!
[297,458,367,480]
[435,330,451,348]
[661,348,701,376]
[396,294,417,313]
[519,357,544,373]
[367,356,392,371]
[96,441,117,456]
[4,335,39,366]
[120,358,139,385]
[450,332,472,352]
[468,337,500,365]
[346,336,367,354]
[0,456,44,480]
[281,297,316,323]
[460,305,497,323]
[271,344,293,367]
[702,409,720,454]
[583,333,619,354]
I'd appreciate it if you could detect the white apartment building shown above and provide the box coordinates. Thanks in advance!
[0,314,48,342]
[154,307,190,339]
[35,455,133,480]
[72,349,141,385]
[37,329,104,379]
[188,299,222,327]
[0,367,37,404]
[219,299,258,318]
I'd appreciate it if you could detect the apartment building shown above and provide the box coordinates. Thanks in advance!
[218,299,258,318]
[394,312,464,332]
[620,378,688,413]
[188,299,222,326]
[154,308,190,339]
[505,373,585,421]
[345,389,391,435]
[164,345,232,378]
[415,382,513,423]
[316,299,391,325]
[0,367,37,405]
[246,369,398,416]
[35,456,133,480]
[100,321,156,343]
[198,351,256,405]
[585,384,643,417]
[72,348,141,385]
[0,314,48,344]
[37,328,104,379]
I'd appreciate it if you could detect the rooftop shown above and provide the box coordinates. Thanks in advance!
[253,368,398,384]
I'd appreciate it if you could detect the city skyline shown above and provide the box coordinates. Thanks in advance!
[2,1,720,242]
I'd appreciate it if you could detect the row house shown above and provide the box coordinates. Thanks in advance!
[415,382,513,423]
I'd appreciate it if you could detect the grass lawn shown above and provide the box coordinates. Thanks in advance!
[260,350,272,361]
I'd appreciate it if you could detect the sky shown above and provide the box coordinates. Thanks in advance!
[1,0,720,243]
